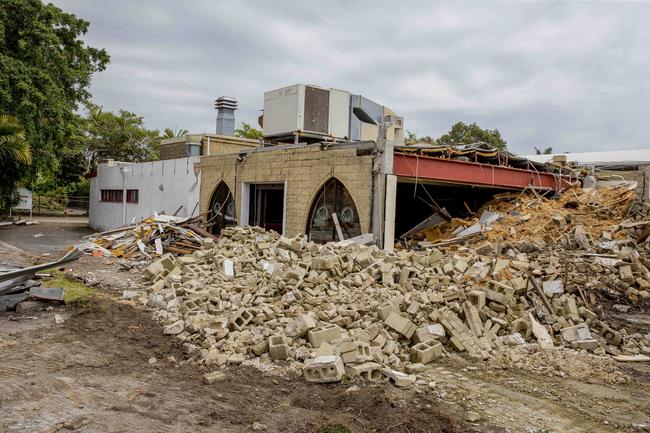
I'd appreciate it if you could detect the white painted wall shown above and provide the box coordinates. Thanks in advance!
[89,157,201,231]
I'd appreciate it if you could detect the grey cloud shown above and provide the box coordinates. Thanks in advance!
[52,0,650,154]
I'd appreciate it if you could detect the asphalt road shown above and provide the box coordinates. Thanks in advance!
[0,217,94,255]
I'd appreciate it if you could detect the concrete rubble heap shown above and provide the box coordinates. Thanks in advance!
[131,186,650,384]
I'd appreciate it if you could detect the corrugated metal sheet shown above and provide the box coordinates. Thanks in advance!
[523,149,650,167]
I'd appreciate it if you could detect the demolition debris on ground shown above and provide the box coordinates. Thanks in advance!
[75,214,212,258]
[114,185,650,386]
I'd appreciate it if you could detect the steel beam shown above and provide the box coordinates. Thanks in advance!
[393,153,572,191]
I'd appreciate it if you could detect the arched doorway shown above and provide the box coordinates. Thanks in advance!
[207,182,236,235]
[307,178,361,243]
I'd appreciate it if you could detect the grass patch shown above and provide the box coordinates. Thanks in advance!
[317,425,352,433]
[41,270,95,304]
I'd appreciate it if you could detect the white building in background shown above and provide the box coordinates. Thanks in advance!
[88,157,201,231]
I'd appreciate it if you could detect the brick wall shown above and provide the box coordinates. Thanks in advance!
[160,134,259,161]
[200,144,375,237]
[202,134,259,156]
[159,140,189,160]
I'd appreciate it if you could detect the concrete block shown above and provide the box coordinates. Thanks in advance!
[312,255,337,270]
[410,340,443,364]
[144,260,166,280]
[619,264,634,283]
[563,296,580,321]
[561,323,592,342]
[377,302,399,321]
[303,355,345,383]
[345,362,383,380]
[202,371,226,384]
[164,320,185,335]
[411,324,445,343]
[429,248,443,264]
[251,340,269,356]
[463,301,483,337]
[570,339,599,351]
[227,353,246,365]
[307,324,341,348]
[340,341,372,363]
[578,307,598,321]
[350,328,371,343]
[229,309,254,331]
[384,312,416,338]
[475,241,493,256]
[382,368,416,387]
[268,335,289,361]
[315,341,337,357]
[468,290,486,309]
[405,301,419,315]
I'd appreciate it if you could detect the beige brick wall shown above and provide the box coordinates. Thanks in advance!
[202,134,259,156]
[159,141,188,160]
[200,145,374,237]
[159,134,259,161]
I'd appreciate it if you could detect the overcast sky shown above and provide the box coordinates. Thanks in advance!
[51,0,650,155]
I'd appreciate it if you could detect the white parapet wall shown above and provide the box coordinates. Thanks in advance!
[89,157,201,231]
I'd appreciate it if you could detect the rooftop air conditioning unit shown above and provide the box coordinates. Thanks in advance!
[263,84,350,139]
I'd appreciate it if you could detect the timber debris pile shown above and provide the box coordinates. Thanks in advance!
[124,184,650,385]
[75,215,212,258]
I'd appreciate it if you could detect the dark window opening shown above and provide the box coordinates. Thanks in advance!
[207,182,236,235]
[395,181,507,240]
[127,190,138,203]
[249,183,284,233]
[100,189,138,203]
[307,178,361,244]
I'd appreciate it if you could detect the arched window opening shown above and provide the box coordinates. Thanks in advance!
[307,178,361,243]
[207,182,236,235]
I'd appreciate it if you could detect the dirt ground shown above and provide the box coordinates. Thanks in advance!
[1,221,650,433]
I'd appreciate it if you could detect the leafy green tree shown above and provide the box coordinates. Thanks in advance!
[0,0,109,203]
[234,122,263,140]
[162,127,189,138]
[83,104,160,163]
[535,146,553,155]
[436,122,507,149]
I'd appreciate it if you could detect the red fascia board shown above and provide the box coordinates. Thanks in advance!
[393,153,571,191]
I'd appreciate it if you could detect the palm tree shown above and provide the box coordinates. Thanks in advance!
[162,127,189,139]
[0,115,31,164]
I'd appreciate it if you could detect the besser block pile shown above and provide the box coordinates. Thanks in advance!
[131,220,650,385]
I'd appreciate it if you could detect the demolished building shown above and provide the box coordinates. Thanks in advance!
[89,84,574,248]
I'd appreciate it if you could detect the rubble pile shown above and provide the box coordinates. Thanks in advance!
[414,184,638,246]
[130,189,650,384]
[76,215,209,258]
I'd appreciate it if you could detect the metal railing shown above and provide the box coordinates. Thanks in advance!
[30,194,90,216]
